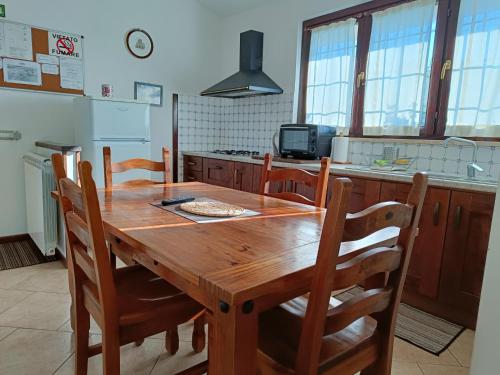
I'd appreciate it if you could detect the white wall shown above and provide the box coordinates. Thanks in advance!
[471,184,500,374]
[0,0,222,236]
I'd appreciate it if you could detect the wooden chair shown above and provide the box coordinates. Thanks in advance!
[257,172,428,375]
[53,155,206,375]
[103,146,171,189]
[259,153,331,207]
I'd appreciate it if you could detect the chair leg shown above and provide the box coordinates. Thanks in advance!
[166,326,180,355]
[102,332,121,375]
[360,360,391,375]
[192,315,206,353]
[70,301,76,331]
[135,338,145,346]
[74,306,90,375]
[361,337,393,375]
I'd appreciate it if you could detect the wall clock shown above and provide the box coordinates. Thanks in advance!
[126,29,154,59]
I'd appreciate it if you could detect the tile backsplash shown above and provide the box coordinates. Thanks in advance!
[178,94,293,154]
[177,94,500,182]
[349,139,500,181]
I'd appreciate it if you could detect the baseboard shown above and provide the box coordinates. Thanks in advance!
[55,247,67,268]
[0,233,30,244]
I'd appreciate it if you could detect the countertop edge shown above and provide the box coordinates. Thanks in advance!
[182,151,498,194]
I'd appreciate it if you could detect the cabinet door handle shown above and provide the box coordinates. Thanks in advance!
[214,165,223,170]
[433,202,440,226]
[234,170,239,185]
[454,205,463,229]
[187,176,195,181]
[187,162,196,166]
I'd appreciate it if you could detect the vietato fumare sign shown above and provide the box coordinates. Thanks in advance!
[48,31,82,59]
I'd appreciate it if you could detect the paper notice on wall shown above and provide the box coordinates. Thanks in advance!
[0,22,6,57]
[48,31,82,59]
[42,63,59,75]
[60,57,83,90]
[3,58,41,86]
[4,22,33,61]
[36,53,59,65]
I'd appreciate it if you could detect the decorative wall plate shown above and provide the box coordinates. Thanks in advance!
[126,29,153,59]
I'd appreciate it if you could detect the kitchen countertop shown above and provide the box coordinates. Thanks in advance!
[183,151,498,193]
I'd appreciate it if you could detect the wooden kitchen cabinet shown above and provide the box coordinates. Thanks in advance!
[184,154,496,328]
[202,158,235,188]
[252,164,286,195]
[234,162,255,193]
[330,176,381,212]
[439,190,495,326]
[183,155,203,182]
[380,182,451,300]
[252,164,263,194]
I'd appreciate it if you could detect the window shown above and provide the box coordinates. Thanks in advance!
[299,0,500,139]
[363,0,437,136]
[305,19,357,135]
[445,0,500,137]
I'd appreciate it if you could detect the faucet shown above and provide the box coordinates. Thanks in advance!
[443,137,484,178]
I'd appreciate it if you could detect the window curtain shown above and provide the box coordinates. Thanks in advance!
[445,0,500,137]
[363,0,436,136]
[306,19,357,135]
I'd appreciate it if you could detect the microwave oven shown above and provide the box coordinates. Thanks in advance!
[279,124,336,159]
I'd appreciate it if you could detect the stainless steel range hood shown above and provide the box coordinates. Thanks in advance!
[201,30,283,98]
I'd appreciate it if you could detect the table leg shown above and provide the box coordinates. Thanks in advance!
[209,301,258,374]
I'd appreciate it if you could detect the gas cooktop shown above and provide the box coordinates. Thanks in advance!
[212,150,260,156]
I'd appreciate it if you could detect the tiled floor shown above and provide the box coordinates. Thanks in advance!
[0,262,474,374]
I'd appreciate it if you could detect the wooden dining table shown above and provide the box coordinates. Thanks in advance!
[91,181,398,375]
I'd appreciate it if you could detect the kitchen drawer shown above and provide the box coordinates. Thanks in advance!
[183,170,203,183]
[203,158,235,188]
[183,155,203,172]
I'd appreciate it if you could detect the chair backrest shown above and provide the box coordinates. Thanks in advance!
[53,154,119,326]
[259,153,331,207]
[103,146,171,189]
[294,172,428,374]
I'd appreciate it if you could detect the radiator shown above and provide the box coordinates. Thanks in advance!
[23,152,58,256]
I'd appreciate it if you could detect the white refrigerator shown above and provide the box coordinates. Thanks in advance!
[470,177,500,374]
[74,97,151,188]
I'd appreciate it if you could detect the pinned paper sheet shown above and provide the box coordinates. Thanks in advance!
[3,58,41,86]
[3,22,33,61]
[41,63,59,75]
[60,57,83,89]
[0,22,5,57]
[36,53,59,65]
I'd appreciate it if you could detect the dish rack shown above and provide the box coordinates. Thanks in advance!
[364,155,416,172]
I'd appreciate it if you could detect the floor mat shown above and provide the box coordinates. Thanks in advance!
[334,286,465,355]
[0,238,56,271]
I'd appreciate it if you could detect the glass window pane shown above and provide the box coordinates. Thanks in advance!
[445,0,500,137]
[306,19,357,134]
[363,0,437,136]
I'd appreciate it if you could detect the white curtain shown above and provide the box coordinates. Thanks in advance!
[306,19,357,135]
[445,0,500,137]
[363,0,436,136]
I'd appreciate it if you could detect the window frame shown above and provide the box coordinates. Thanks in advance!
[298,0,497,140]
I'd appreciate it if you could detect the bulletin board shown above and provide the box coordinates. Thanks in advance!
[0,20,85,95]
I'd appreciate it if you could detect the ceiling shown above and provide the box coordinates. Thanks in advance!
[197,0,274,17]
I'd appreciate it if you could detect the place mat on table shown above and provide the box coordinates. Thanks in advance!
[151,198,261,223]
